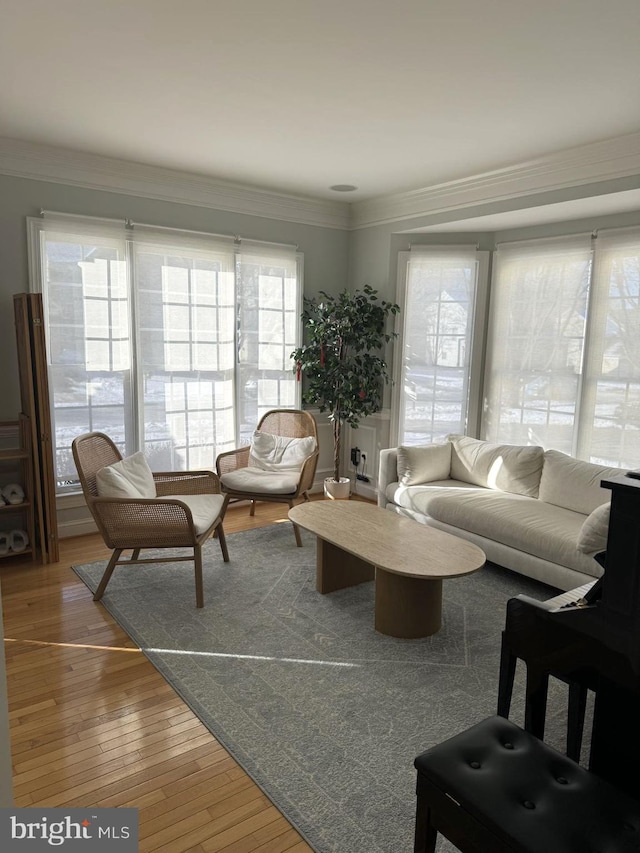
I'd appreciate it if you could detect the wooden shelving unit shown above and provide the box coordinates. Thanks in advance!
[0,415,36,561]
[13,293,59,564]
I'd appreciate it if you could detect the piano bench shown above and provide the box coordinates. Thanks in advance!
[414,715,640,853]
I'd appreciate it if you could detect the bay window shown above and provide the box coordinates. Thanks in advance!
[395,227,640,469]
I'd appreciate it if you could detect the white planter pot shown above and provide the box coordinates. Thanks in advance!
[323,477,351,500]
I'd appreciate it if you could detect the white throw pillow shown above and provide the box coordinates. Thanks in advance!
[577,502,611,554]
[448,435,544,497]
[96,451,157,499]
[249,431,316,472]
[397,443,451,485]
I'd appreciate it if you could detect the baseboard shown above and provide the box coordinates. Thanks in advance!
[350,480,377,501]
[57,517,98,539]
[314,474,377,502]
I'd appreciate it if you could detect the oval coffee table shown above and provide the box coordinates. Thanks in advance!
[289,501,486,638]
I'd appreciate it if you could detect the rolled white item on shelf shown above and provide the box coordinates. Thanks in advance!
[9,529,29,553]
[2,483,25,505]
[0,532,9,556]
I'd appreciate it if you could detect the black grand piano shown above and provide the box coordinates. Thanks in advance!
[497,470,640,799]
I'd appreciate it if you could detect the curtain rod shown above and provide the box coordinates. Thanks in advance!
[129,220,234,241]
[41,211,298,251]
[495,231,594,248]
[235,236,299,251]
[40,209,125,225]
[408,242,480,251]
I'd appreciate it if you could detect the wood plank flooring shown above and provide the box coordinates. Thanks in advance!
[1,500,323,852]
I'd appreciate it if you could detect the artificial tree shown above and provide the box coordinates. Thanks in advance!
[291,285,399,486]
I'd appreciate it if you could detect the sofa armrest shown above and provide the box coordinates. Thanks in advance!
[377,448,398,507]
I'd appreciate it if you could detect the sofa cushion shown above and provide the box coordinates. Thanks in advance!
[539,450,623,515]
[577,502,611,554]
[249,431,316,472]
[448,435,544,498]
[397,443,451,485]
[387,480,493,515]
[424,489,596,575]
[96,451,157,499]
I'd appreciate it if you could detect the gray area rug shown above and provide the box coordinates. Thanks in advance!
[73,524,575,853]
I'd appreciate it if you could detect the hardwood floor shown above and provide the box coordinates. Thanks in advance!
[1,500,319,852]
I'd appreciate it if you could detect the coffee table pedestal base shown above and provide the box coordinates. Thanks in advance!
[316,539,375,593]
[375,570,442,638]
[316,538,443,638]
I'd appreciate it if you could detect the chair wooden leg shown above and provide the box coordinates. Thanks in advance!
[217,523,229,562]
[130,549,141,560]
[249,499,256,517]
[194,545,204,608]
[93,549,123,601]
[289,500,303,547]
[213,495,231,540]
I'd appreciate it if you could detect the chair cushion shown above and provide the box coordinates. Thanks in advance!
[157,494,226,535]
[96,452,157,499]
[220,468,300,495]
[249,431,316,472]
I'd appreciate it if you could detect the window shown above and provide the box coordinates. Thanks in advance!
[579,228,640,466]
[484,228,640,467]
[235,243,301,446]
[29,214,302,492]
[394,246,486,446]
[483,235,592,454]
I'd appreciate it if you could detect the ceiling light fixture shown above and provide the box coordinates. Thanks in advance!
[329,184,358,192]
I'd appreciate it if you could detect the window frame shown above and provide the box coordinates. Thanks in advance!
[390,247,489,448]
[27,216,303,495]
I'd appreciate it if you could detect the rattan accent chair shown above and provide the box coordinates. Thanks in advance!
[72,432,229,608]
[216,409,319,546]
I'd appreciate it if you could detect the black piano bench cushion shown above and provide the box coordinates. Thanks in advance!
[414,715,640,853]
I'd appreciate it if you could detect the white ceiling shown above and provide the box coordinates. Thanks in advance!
[1,0,639,208]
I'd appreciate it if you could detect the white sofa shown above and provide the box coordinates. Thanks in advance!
[378,435,624,592]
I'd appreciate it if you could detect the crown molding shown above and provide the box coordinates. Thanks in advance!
[3,133,639,234]
[350,132,640,229]
[0,137,351,230]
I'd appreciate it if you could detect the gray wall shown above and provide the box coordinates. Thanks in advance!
[0,173,350,420]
